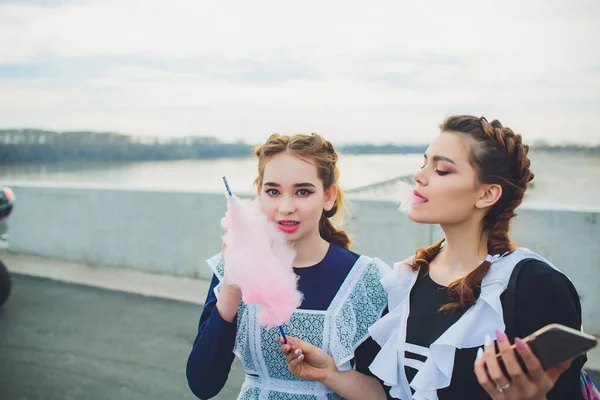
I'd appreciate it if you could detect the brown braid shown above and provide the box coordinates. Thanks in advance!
[410,115,534,312]
[254,133,352,249]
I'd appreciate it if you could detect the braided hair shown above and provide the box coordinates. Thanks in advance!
[411,115,534,311]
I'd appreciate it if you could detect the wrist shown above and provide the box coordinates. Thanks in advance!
[216,281,242,322]
[215,298,238,322]
[221,279,242,300]
[320,359,339,385]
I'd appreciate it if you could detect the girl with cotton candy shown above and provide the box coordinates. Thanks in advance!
[281,115,588,399]
[186,133,390,400]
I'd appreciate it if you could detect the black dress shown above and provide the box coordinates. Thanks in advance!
[370,253,586,400]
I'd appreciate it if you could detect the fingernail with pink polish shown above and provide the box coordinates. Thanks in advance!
[495,329,505,343]
[515,337,526,350]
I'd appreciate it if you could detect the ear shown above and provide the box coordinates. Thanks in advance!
[475,184,502,209]
[256,185,262,197]
[323,184,338,212]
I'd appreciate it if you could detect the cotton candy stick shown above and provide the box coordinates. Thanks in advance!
[220,177,302,338]
[279,326,287,344]
[222,176,232,196]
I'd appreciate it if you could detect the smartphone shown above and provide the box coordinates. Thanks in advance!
[496,323,598,370]
[525,324,597,370]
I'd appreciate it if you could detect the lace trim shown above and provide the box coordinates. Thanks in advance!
[249,304,273,393]
[244,375,334,396]
[325,256,390,368]
[234,303,259,375]
[206,253,225,298]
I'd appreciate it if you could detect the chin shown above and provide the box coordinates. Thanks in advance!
[284,230,304,243]
[407,209,437,224]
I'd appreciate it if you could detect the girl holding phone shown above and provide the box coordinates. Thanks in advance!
[282,115,588,399]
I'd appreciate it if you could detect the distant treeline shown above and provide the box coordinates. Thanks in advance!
[338,143,427,154]
[0,129,597,165]
[531,143,600,155]
[0,129,254,164]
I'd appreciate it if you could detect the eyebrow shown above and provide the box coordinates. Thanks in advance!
[423,154,457,165]
[263,182,317,188]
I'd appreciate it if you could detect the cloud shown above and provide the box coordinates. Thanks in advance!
[0,54,321,87]
[0,0,76,7]
[0,0,598,144]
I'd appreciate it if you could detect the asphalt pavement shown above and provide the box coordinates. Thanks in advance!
[0,274,245,400]
[1,271,598,400]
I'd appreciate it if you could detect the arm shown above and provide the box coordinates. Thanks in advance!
[280,336,387,400]
[215,277,242,323]
[186,274,241,399]
[322,369,388,400]
[214,244,242,323]
[354,336,391,398]
[327,338,390,400]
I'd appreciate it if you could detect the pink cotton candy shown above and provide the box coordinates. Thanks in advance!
[221,195,303,329]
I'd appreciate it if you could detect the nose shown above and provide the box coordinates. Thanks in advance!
[413,167,427,187]
[278,194,296,215]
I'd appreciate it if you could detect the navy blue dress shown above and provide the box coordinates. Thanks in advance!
[186,244,383,399]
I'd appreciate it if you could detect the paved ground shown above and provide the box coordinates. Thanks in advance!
[1,253,598,399]
[0,274,245,400]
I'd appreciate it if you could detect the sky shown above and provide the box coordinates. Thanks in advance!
[0,0,599,144]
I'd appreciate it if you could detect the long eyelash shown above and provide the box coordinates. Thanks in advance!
[435,170,450,176]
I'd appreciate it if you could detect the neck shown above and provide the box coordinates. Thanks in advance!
[291,231,330,268]
[436,218,489,277]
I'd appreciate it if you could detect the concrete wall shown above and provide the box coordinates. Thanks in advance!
[5,184,600,333]
[7,185,226,279]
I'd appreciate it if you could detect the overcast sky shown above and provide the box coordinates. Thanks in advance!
[0,0,598,144]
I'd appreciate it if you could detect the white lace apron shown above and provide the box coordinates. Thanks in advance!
[207,253,390,400]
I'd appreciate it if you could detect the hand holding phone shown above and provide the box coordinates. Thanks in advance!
[497,323,597,370]
[476,324,597,399]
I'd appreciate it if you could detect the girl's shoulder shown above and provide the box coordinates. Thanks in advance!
[513,257,579,301]
[327,243,392,277]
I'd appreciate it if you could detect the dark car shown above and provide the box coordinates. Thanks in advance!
[0,186,15,307]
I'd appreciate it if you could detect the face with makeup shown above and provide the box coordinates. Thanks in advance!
[409,131,498,226]
[257,152,337,243]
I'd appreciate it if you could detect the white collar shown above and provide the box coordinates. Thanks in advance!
[369,248,557,400]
